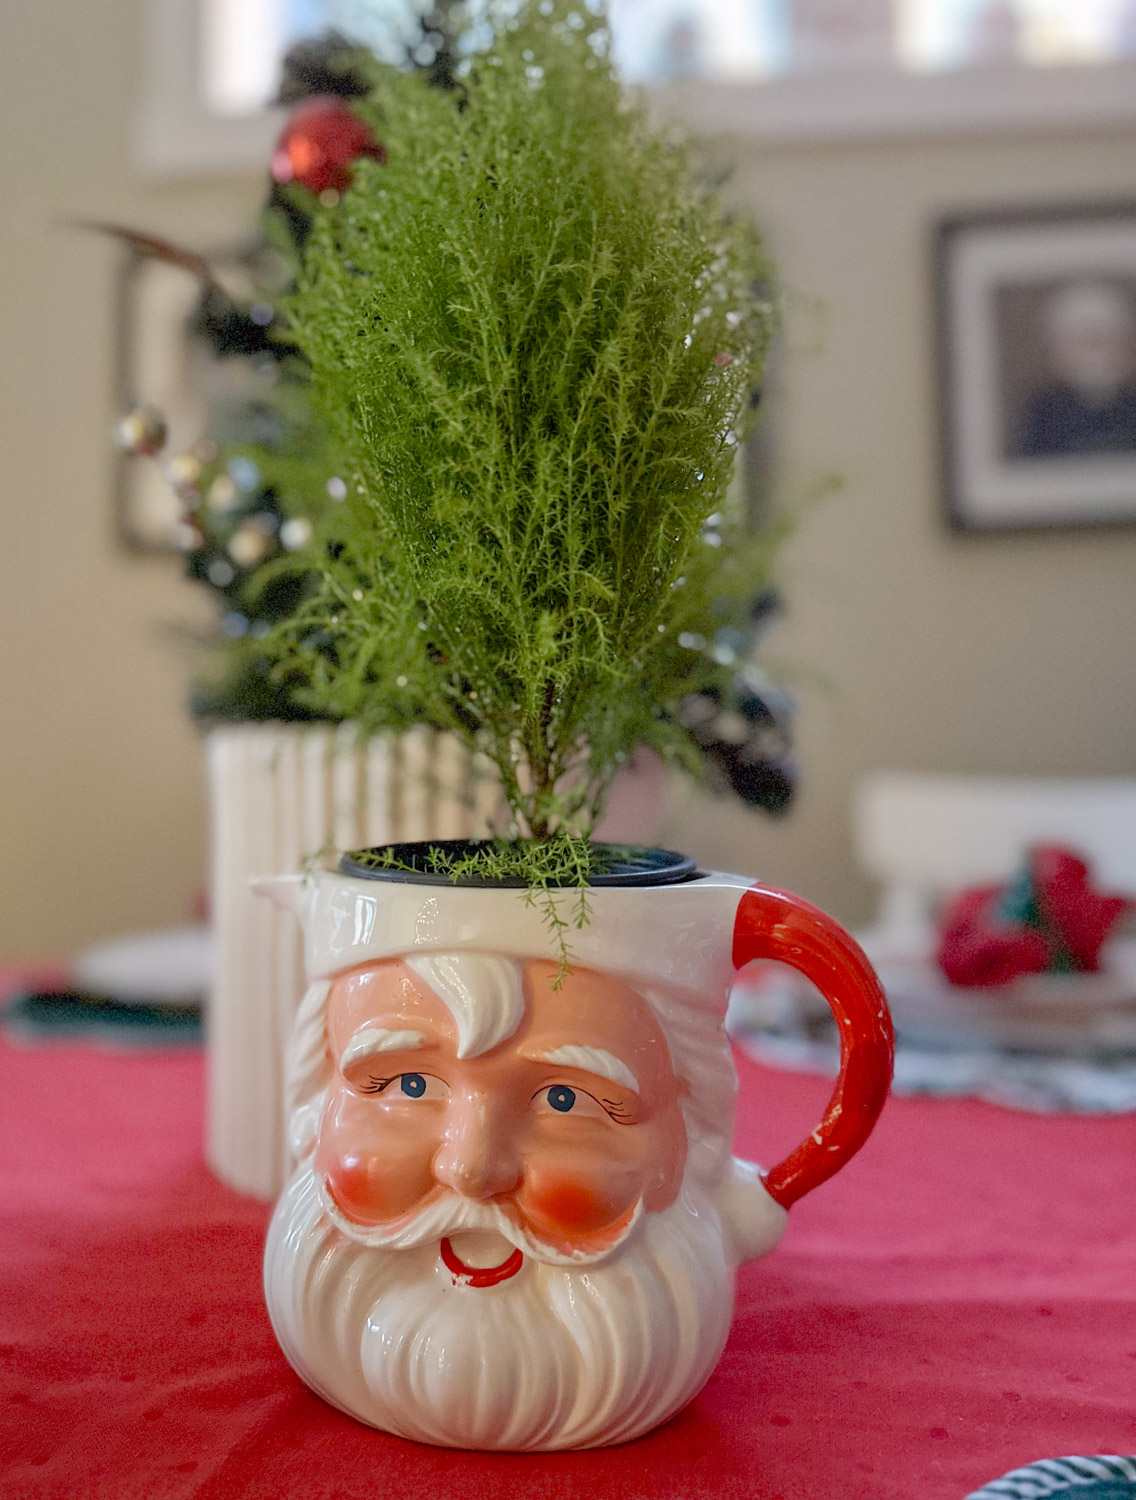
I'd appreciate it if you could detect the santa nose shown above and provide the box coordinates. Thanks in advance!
[432,1093,522,1200]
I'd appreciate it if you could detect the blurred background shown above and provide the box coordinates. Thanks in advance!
[4,0,1136,967]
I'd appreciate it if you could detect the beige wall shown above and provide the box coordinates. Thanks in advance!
[1,0,261,958]
[2,0,1135,957]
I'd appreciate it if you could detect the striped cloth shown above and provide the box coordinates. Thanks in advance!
[966,1455,1136,1499]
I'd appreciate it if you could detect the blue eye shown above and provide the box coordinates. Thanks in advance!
[400,1073,427,1098]
[548,1085,576,1113]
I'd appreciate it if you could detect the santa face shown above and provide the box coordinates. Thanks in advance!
[264,954,741,1449]
[315,957,688,1270]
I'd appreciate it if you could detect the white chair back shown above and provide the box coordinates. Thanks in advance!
[854,773,1136,930]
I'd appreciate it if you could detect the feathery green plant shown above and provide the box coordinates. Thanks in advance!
[272,0,778,875]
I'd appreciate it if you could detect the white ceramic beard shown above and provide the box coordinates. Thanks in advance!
[265,1160,735,1451]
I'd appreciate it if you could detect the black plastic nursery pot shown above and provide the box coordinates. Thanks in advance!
[338,840,698,889]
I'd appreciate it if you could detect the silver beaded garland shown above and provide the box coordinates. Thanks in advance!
[115,405,167,458]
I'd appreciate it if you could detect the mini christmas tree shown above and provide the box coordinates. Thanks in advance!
[270,0,781,883]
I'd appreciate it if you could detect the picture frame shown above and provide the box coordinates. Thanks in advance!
[935,202,1136,533]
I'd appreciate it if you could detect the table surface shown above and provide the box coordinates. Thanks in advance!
[1,1030,1134,1500]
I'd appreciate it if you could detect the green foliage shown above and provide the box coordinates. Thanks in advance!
[272,0,778,854]
[351,835,603,981]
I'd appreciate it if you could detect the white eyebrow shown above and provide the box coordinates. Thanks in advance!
[533,1045,639,1095]
[338,1028,425,1071]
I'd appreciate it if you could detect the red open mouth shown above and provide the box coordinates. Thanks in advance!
[440,1236,524,1288]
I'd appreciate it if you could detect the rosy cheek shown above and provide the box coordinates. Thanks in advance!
[316,1100,434,1225]
[523,1169,637,1242]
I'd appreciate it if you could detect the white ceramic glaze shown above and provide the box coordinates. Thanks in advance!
[258,866,892,1451]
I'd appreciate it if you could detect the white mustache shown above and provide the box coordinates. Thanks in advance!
[316,1178,643,1267]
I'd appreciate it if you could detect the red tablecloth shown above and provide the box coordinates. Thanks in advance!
[1,1034,1133,1500]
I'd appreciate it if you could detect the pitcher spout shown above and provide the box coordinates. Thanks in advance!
[251,872,309,920]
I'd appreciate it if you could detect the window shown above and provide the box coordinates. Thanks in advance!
[902,0,1136,70]
[138,0,1136,174]
[202,0,1136,106]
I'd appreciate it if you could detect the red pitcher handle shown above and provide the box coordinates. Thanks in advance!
[733,884,894,1208]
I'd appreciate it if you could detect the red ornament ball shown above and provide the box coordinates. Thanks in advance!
[271,96,386,197]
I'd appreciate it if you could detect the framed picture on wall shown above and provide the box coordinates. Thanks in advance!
[936,203,1136,532]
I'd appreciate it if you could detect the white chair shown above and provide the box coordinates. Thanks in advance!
[856,772,1136,945]
[729,773,1136,1056]
[849,773,1136,1052]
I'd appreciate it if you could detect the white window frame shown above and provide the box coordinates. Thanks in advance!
[137,0,283,176]
[658,57,1136,145]
[136,0,1136,179]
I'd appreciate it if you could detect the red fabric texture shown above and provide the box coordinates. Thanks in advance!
[1031,847,1130,971]
[937,884,1053,988]
[2,1033,1134,1500]
[937,846,1130,988]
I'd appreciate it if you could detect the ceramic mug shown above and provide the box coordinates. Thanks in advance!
[258,848,892,1451]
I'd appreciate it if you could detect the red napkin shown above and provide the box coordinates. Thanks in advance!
[936,845,1129,989]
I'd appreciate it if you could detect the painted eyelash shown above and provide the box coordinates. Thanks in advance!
[601,1099,634,1123]
[359,1076,394,1096]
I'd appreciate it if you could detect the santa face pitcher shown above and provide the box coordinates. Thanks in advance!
[259,857,892,1451]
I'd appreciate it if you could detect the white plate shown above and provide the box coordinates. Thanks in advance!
[72,925,213,1009]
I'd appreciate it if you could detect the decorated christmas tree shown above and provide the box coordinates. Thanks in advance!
[112,33,406,721]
